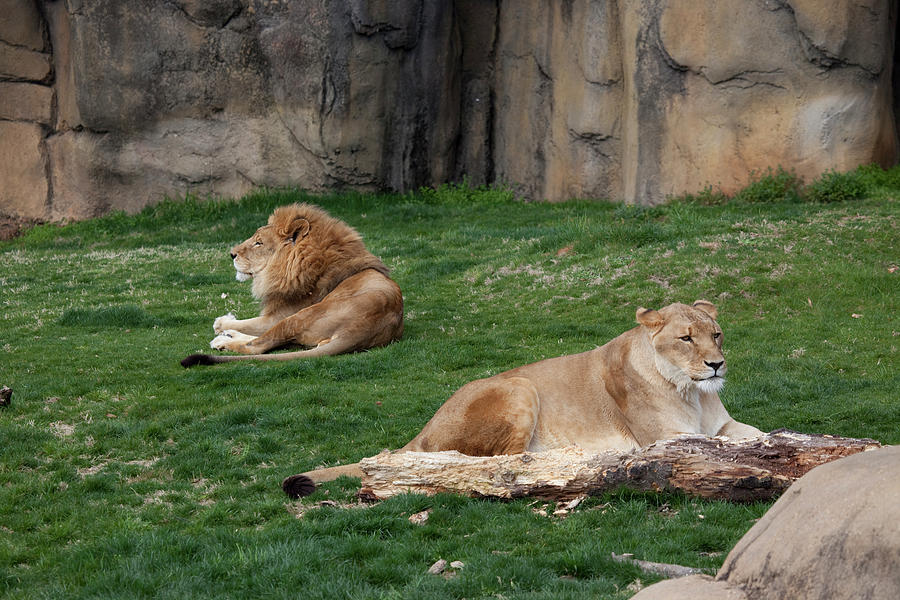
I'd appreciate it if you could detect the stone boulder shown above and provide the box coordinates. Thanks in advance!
[631,574,747,600]
[0,1,897,223]
[632,445,900,600]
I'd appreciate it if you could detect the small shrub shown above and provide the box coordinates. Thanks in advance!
[804,169,868,203]
[416,179,516,205]
[673,185,729,206]
[852,163,900,190]
[734,166,803,203]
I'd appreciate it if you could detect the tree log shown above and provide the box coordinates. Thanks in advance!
[357,430,881,503]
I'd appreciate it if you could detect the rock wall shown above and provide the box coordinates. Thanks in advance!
[1,0,897,222]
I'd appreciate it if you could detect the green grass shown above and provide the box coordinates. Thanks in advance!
[1,166,898,598]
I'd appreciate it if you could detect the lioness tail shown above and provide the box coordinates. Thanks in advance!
[281,463,364,498]
[282,475,316,498]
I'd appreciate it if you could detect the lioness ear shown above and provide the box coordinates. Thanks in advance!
[285,217,311,243]
[692,300,718,320]
[636,307,665,330]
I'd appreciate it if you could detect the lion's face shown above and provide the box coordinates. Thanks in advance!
[231,226,279,282]
[637,301,726,393]
[230,209,312,283]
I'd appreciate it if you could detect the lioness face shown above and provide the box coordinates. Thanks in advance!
[230,226,281,282]
[638,303,727,393]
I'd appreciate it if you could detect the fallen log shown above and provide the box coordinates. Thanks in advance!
[356,430,881,503]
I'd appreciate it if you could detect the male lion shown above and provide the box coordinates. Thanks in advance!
[181,203,403,367]
[282,300,762,497]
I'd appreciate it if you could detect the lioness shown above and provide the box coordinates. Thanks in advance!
[181,204,403,367]
[282,300,762,497]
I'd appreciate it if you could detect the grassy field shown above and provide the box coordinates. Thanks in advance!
[1,166,898,598]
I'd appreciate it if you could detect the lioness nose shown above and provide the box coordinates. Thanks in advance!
[705,360,724,373]
[230,252,237,259]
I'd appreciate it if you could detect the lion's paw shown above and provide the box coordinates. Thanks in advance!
[213,313,237,334]
[210,330,257,351]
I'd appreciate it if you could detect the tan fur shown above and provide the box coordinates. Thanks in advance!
[289,301,761,486]
[185,204,403,365]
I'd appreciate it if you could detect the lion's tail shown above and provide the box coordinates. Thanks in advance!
[180,346,348,368]
[281,463,364,498]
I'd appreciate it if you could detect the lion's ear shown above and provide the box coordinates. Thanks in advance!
[285,217,311,243]
[692,300,718,320]
[636,307,664,330]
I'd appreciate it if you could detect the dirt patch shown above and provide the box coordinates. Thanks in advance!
[285,499,372,518]
[49,421,75,438]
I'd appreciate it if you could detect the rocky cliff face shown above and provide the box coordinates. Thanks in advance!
[1,0,897,222]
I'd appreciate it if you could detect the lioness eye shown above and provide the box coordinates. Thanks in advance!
[713,332,721,339]
[253,241,262,247]
[680,335,692,342]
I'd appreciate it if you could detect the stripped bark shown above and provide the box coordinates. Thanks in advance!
[610,552,705,578]
[356,430,881,503]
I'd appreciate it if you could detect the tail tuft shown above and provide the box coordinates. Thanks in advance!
[181,354,216,368]
[282,474,316,498]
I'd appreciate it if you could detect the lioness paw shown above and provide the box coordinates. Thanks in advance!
[213,313,237,334]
